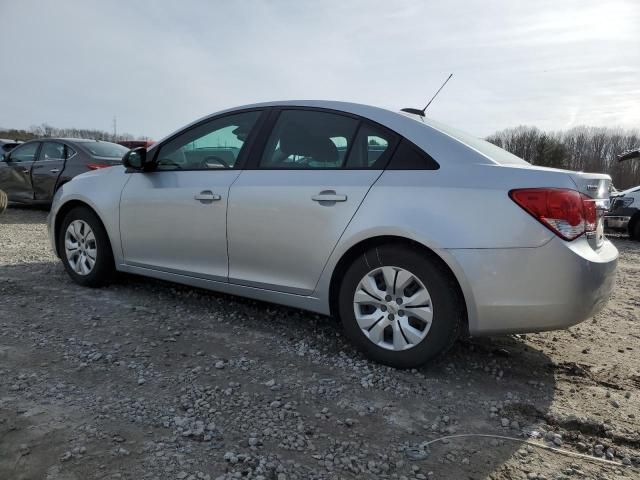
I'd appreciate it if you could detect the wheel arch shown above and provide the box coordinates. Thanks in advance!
[327,235,470,335]
[53,200,112,258]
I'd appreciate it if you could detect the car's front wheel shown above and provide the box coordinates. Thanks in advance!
[338,244,464,368]
[58,206,114,287]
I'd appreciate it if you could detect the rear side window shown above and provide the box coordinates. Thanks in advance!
[344,123,397,169]
[386,139,439,170]
[259,110,359,169]
[39,142,65,161]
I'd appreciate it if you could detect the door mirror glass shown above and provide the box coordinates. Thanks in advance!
[122,147,147,170]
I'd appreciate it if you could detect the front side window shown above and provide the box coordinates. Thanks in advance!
[259,110,359,169]
[8,142,39,163]
[156,111,261,170]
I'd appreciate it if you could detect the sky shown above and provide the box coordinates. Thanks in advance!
[0,0,639,140]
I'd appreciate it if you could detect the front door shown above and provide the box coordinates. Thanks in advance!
[0,142,40,202]
[228,109,398,295]
[119,110,263,280]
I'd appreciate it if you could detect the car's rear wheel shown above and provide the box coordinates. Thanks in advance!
[338,244,464,368]
[58,206,114,287]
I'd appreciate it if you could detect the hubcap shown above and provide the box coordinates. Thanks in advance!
[64,220,97,276]
[353,266,433,351]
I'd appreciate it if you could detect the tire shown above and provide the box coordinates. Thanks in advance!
[338,244,464,368]
[58,206,114,287]
[0,189,7,214]
[631,217,640,241]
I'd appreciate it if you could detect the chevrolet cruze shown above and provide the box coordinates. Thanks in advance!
[48,101,618,367]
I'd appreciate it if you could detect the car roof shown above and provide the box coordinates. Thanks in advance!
[153,100,527,167]
[17,138,118,145]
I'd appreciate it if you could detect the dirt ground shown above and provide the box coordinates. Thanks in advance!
[1,206,638,480]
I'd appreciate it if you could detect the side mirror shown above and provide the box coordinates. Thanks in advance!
[1,153,8,162]
[122,147,148,171]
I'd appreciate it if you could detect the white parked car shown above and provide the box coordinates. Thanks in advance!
[48,101,618,367]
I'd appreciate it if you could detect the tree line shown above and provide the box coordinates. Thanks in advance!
[486,126,640,190]
[0,124,149,143]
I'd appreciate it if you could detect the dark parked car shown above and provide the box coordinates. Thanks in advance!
[0,138,22,156]
[0,138,129,206]
[605,185,640,239]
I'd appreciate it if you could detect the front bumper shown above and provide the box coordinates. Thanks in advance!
[449,236,618,336]
[604,215,630,230]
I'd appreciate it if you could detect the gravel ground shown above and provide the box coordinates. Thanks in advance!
[1,206,639,480]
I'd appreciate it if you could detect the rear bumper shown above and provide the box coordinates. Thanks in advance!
[449,237,618,336]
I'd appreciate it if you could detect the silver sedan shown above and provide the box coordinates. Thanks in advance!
[48,101,618,367]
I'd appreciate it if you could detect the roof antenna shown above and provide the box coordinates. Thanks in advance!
[401,73,453,117]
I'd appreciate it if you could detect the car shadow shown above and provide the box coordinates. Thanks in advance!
[2,261,557,479]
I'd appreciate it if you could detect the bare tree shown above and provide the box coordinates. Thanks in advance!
[487,126,640,189]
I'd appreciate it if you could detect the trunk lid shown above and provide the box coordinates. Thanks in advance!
[565,171,611,201]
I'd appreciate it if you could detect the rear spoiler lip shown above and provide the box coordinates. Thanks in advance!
[618,149,640,162]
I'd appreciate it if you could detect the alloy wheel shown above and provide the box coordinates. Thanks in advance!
[353,266,433,351]
[64,220,97,275]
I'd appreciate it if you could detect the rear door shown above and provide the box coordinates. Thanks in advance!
[0,142,40,202]
[32,141,70,201]
[227,108,399,295]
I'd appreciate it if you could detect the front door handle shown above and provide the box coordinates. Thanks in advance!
[21,168,30,174]
[194,191,221,202]
[50,169,60,173]
[312,191,347,203]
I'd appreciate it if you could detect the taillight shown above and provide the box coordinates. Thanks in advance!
[87,163,112,170]
[510,188,597,241]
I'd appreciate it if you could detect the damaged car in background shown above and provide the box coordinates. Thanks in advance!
[605,149,640,240]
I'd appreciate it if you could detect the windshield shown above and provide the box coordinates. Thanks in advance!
[83,142,129,158]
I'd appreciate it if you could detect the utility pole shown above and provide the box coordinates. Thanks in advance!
[112,116,117,141]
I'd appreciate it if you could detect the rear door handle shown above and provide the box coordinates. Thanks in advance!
[312,191,347,202]
[194,191,221,202]
[50,169,60,173]
[21,168,30,174]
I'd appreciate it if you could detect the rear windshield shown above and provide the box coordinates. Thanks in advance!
[408,114,531,166]
[83,142,129,158]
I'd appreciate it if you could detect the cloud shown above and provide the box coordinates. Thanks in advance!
[0,0,638,138]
